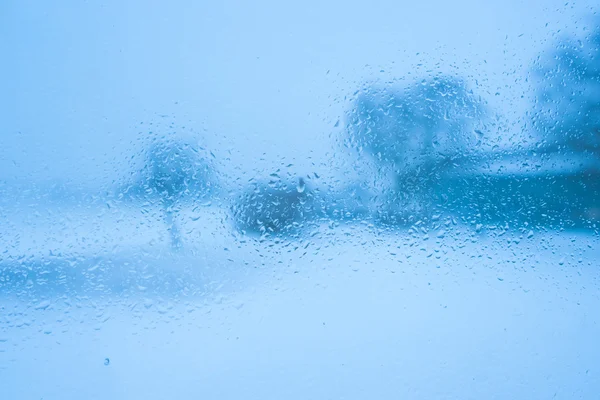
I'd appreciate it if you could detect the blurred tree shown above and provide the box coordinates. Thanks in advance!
[532,19,600,157]
[129,137,215,248]
[346,75,486,224]
[527,18,600,226]
[142,140,214,202]
[347,75,485,176]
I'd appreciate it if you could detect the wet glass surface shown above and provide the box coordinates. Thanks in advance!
[1,1,600,398]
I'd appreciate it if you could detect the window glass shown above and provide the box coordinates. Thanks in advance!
[1,1,599,398]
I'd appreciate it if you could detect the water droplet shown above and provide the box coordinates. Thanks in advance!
[34,301,50,310]
[296,178,306,193]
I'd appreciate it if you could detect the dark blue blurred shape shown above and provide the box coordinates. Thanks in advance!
[231,177,321,237]
[136,139,215,204]
[345,75,486,225]
[345,66,600,230]
[347,75,485,175]
[532,19,600,158]
[125,136,216,247]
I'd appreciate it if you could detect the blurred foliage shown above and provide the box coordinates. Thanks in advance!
[126,138,216,207]
[345,75,486,224]
[122,135,217,248]
[532,18,600,158]
[347,75,485,176]
[343,58,600,230]
[231,177,321,237]
[124,30,600,237]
